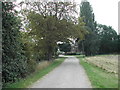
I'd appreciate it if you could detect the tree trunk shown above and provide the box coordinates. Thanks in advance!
[46,45,53,61]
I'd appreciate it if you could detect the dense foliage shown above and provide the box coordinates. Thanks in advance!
[2,1,87,85]
[20,2,87,61]
[79,1,119,56]
[26,13,72,60]
[97,24,118,54]
[2,2,27,83]
[58,42,71,54]
[79,1,99,56]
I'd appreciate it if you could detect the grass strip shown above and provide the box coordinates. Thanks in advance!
[4,57,66,88]
[76,55,118,88]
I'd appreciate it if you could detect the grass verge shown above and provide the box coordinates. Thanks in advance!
[76,55,118,88]
[4,57,66,88]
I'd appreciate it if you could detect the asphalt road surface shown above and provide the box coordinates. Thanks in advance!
[30,56,92,88]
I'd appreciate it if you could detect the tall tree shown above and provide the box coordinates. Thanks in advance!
[79,0,99,56]
[20,1,87,60]
[2,2,27,83]
[26,12,75,60]
[97,24,118,54]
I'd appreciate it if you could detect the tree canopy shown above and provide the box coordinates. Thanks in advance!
[97,24,118,54]
[79,1,99,56]
[79,0,119,55]
[20,2,87,60]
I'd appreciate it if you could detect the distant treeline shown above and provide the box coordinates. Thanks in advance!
[78,1,120,56]
[58,1,120,56]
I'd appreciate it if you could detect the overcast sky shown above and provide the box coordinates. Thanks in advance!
[16,0,119,33]
[75,0,119,33]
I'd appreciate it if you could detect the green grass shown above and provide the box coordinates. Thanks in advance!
[4,57,66,88]
[76,55,118,88]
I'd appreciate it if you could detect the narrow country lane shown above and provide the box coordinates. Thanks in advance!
[29,56,92,88]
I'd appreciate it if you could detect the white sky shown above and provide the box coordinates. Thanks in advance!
[75,0,119,33]
[16,0,119,33]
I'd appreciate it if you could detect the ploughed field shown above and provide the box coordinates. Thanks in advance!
[84,55,118,74]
